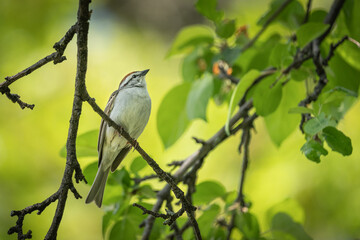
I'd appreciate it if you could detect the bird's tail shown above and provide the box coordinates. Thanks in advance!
[85,165,110,208]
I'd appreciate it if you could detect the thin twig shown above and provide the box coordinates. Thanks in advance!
[323,35,348,66]
[86,97,202,240]
[241,0,294,51]
[303,0,312,24]
[297,0,345,132]
[226,118,252,240]
[133,174,159,185]
[141,100,253,239]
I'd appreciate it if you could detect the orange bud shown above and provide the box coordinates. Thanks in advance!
[213,61,233,76]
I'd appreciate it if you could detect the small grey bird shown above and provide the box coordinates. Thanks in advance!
[86,69,151,207]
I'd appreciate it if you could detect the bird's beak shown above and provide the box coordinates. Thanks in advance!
[140,69,150,76]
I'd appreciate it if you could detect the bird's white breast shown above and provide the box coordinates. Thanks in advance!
[106,86,151,153]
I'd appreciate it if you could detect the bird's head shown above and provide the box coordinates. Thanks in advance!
[119,69,149,89]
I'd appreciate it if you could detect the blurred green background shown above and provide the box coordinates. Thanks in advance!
[0,0,359,239]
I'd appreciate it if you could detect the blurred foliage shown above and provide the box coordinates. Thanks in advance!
[1,0,360,240]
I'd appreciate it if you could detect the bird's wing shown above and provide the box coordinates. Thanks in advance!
[98,90,119,167]
[111,146,131,172]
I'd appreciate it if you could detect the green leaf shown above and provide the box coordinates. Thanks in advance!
[266,199,305,227]
[290,67,311,82]
[296,22,329,48]
[102,185,124,206]
[109,206,143,240]
[83,161,98,185]
[182,48,201,82]
[137,185,157,199]
[195,0,224,23]
[343,0,360,41]
[186,73,214,121]
[271,213,312,240]
[193,181,226,205]
[102,211,113,237]
[308,10,327,23]
[258,0,305,30]
[264,80,302,146]
[288,107,314,115]
[323,126,352,156]
[166,25,213,58]
[108,168,131,188]
[197,204,221,237]
[157,83,191,148]
[269,43,293,68]
[234,212,260,240]
[242,34,281,71]
[216,19,236,39]
[59,129,98,158]
[327,53,360,93]
[300,140,328,163]
[324,86,358,98]
[303,113,336,136]
[253,74,282,117]
[130,156,147,174]
[220,46,242,65]
[225,69,260,135]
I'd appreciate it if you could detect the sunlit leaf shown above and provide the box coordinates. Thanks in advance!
[83,161,98,185]
[253,74,282,116]
[296,22,329,48]
[193,181,226,205]
[197,204,221,237]
[225,69,260,135]
[166,25,214,58]
[157,83,191,148]
[269,43,293,68]
[130,156,147,174]
[301,140,328,163]
[216,19,236,39]
[323,126,352,156]
[265,80,302,146]
[195,0,224,23]
[186,73,214,121]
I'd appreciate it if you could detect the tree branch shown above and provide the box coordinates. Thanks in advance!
[241,0,294,51]
[302,0,312,24]
[7,1,90,239]
[86,96,202,240]
[0,24,77,110]
[140,100,253,239]
[226,116,253,240]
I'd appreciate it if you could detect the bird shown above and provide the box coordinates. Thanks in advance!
[86,69,151,207]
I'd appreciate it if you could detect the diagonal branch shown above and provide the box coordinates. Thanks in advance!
[85,96,202,240]
[140,100,253,239]
[0,24,77,110]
